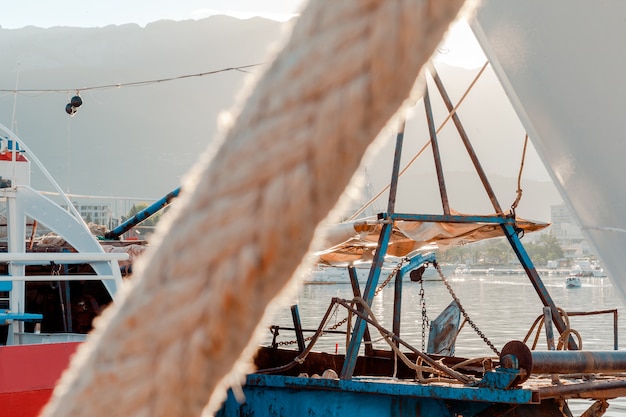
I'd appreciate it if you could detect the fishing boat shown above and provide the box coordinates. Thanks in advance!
[569,260,607,278]
[217,56,626,417]
[565,276,582,289]
[7,1,626,416]
[0,123,146,417]
[216,3,626,416]
[219,97,626,415]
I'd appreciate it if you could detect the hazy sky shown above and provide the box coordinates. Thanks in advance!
[0,1,553,216]
[0,1,306,28]
[0,1,485,69]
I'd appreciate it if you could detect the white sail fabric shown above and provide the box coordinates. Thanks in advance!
[472,0,626,303]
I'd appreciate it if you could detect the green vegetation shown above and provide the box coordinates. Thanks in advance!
[437,233,565,267]
[523,234,565,266]
[124,203,162,227]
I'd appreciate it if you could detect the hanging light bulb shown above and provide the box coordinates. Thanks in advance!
[65,103,76,115]
[65,91,82,116]
[70,95,82,108]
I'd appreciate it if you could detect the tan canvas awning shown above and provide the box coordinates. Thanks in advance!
[314,214,549,265]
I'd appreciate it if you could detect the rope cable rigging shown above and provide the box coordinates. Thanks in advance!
[0,63,264,95]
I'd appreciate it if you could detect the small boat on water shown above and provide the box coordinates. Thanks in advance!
[453,264,470,275]
[565,276,582,289]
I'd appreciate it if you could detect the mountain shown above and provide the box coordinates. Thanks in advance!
[0,17,286,198]
[0,17,560,221]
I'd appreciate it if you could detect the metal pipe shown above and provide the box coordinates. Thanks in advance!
[392,265,403,347]
[290,305,305,353]
[613,309,619,350]
[565,309,619,350]
[0,252,130,264]
[429,65,504,215]
[423,84,450,214]
[531,351,626,374]
[386,119,405,214]
[341,119,405,380]
[105,187,180,239]
[539,379,626,400]
[340,222,392,380]
[543,307,555,351]
[348,266,373,356]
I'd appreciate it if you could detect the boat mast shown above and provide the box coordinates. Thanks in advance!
[341,118,406,379]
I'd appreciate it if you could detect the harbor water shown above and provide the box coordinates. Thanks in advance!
[265,271,626,416]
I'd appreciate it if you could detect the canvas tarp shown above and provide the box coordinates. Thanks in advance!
[314,214,549,265]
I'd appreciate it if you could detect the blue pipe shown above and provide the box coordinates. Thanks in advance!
[104,187,181,239]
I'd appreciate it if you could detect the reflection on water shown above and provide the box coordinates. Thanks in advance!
[264,273,626,416]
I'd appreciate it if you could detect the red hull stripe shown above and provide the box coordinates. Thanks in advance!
[0,342,79,393]
[0,390,53,417]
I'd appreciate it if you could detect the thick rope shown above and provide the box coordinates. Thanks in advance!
[40,1,470,416]
[510,133,529,213]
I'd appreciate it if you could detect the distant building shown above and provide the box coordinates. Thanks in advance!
[65,202,113,228]
[549,204,594,258]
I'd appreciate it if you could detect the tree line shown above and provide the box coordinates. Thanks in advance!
[436,233,565,267]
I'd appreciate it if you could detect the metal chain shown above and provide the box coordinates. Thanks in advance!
[374,259,404,296]
[275,261,500,357]
[435,262,501,356]
[276,313,350,346]
[419,280,429,351]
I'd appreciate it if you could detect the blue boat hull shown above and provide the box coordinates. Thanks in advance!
[218,373,566,417]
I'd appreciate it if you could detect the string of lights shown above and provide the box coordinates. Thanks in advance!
[0,63,263,95]
[0,62,263,115]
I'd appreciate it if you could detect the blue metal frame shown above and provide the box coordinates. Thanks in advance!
[387,213,577,349]
[500,223,578,349]
[216,69,597,416]
[341,120,406,380]
[0,312,43,325]
[398,252,436,279]
[340,221,393,379]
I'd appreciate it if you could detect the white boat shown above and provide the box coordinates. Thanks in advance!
[453,264,470,275]
[565,276,582,289]
[304,263,396,285]
[569,260,607,278]
[304,254,456,285]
